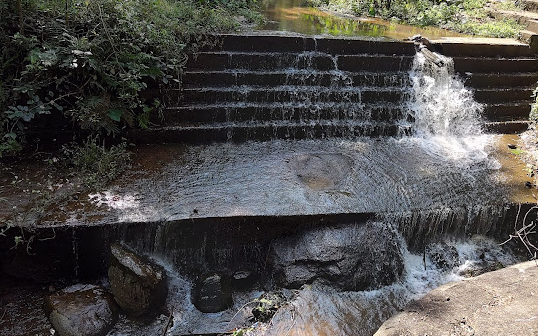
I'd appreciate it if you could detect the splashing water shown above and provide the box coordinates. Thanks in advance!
[401,50,498,175]
[248,234,517,336]
[104,230,517,336]
[408,52,484,137]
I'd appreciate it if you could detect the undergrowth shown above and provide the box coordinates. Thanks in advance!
[310,0,523,37]
[62,138,131,189]
[0,0,262,157]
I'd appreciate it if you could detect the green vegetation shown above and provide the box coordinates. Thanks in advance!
[310,0,523,37]
[62,138,131,189]
[0,0,261,158]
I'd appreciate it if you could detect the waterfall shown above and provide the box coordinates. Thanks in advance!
[408,51,484,137]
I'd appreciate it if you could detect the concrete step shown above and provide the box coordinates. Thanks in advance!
[180,87,406,105]
[133,114,530,143]
[209,34,416,55]
[518,30,538,53]
[182,70,409,88]
[159,102,529,125]
[474,88,534,104]
[453,57,538,73]
[463,72,538,88]
[161,103,408,124]
[431,37,534,57]
[188,52,414,72]
[188,52,338,72]
[492,9,538,33]
[483,102,533,121]
[129,121,408,143]
[159,102,528,124]
[522,0,538,13]
[484,120,530,133]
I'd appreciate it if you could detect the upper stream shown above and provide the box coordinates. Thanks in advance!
[260,0,466,39]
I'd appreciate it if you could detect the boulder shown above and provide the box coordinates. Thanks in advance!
[44,284,118,336]
[192,273,232,313]
[374,261,538,336]
[108,243,167,317]
[270,222,404,291]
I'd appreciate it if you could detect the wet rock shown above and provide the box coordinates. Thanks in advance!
[425,242,459,270]
[44,284,118,336]
[270,222,404,291]
[192,273,232,313]
[108,243,167,318]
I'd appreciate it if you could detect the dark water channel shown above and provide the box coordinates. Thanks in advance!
[259,0,467,39]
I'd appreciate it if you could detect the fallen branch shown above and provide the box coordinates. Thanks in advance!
[501,205,538,260]
[161,307,173,336]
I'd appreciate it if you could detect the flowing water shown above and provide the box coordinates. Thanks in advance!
[408,52,484,137]
[3,37,522,336]
[103,231,516,336]
[104,51,524,336]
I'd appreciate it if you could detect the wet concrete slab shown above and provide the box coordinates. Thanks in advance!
[1,134,533,229]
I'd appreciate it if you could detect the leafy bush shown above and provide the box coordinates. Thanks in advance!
[0,0,261,157]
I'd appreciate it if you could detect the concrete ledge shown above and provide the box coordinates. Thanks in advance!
[432,37,533,57]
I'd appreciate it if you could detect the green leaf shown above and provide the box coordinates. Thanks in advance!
[509,149,525,155]
[51,101,64,111]
[108,109,123,122]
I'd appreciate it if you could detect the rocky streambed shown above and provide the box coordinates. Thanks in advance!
[1,222,529,336]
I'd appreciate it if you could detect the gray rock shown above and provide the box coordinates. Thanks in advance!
[374,261,538,336]
[44,284,118,336]
[192,273,232,313]
[270,222,404,291]
[108,243,167,317]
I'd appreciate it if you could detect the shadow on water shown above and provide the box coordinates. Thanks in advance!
[259,0,468,39]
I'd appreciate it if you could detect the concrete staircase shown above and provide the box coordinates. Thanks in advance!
[130,34,537,143]
[491,0,538,49]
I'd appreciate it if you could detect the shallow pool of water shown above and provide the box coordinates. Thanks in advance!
[259,0,468,40]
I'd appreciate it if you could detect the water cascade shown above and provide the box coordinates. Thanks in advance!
[104,48,524,335]
[2,32,537,336]
[408,49,484,137]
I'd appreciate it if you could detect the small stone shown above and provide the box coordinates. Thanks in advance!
[44,284,118,336]
[232,270,256,289]
[525,181,533,189]
[507,144,517,149]
[108,243,167,318]
[192,273,232,313]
